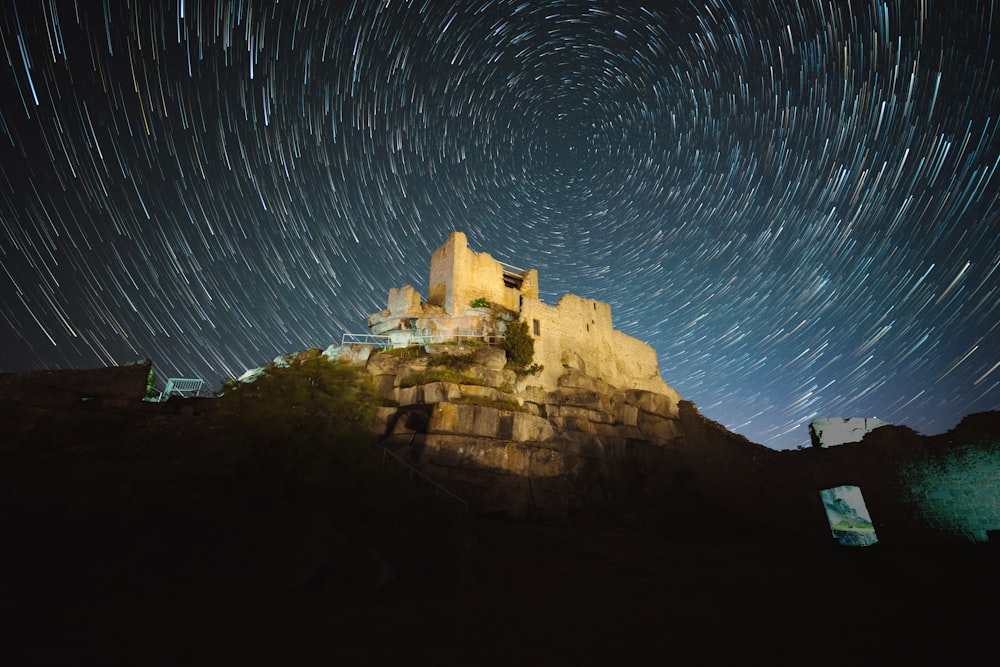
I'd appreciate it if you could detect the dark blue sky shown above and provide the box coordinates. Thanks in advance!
[2,0,998,449]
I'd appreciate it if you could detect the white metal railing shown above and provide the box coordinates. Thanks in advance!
[156,377,204,401]
[341,330,503,349]
[341,333,394,347]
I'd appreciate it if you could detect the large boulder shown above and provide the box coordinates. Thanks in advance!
[626,389,679,418]
[473,347,508,371]
[637,411,683,443]
[428,402,500,438]
[464,365,516,389]
[323,343,373,366]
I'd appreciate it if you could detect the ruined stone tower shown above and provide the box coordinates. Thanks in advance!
[367,231,676,397]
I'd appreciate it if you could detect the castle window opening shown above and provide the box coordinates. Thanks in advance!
[503,271,523,290]
[820,485,878,547]
[533,319,541,336]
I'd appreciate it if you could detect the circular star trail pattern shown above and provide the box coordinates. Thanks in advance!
[2,0,998,449]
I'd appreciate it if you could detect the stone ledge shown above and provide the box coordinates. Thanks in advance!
[427,402,554,442]
[414,433,564,477]
[547,404,614,425]
[625,389,678,418]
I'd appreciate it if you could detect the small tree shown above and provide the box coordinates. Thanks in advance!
[502,320,542,374]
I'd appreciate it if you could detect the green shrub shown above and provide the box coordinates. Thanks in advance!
[214,355,381,503]
[502,320,543,375]
[470,297,490,308]
[218,355,378,439]
[145,368,156,399]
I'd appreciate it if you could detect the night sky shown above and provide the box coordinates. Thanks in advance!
[2,1,998,450]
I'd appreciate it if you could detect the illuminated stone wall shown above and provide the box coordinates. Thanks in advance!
[520,294,676,397]
[770,414,1000,545]
[895,440,1000,542]
[376,231,678,398]
[427,231,538,315]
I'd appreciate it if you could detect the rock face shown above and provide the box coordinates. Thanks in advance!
[347,343,691,518]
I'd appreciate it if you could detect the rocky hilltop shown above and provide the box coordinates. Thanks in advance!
[324,341,772,531]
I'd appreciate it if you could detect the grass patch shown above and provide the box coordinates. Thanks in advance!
[431,352,476,370]
[377,346,426,358]
[430,338,489,348]
[400,368,485,388]
[831,522,875,533]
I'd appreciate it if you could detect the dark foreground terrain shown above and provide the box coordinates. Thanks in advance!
[4,514,998,665]
[1,366,997,665]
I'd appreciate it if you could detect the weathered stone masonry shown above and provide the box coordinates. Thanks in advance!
[368,231,676,397]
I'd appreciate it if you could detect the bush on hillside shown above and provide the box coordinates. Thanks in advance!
[502,320,543,375]
[215,354,382,504]
[219,353,378,440]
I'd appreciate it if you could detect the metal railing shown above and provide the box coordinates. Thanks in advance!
[341,330,503,349]
[155,377,204,401]
[341,333,394,348]
[380,446,468,515]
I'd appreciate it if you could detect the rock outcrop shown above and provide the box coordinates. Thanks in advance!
[340,343,694,520]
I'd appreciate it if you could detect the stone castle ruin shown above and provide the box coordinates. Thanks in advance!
[341,231,690,520]
[367,231,675,396]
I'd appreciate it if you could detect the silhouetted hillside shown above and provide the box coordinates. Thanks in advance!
[1,364,998,663]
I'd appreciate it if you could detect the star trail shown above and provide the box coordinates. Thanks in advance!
[2,0,998,449]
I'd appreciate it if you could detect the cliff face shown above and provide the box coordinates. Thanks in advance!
[344,342,760,530]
